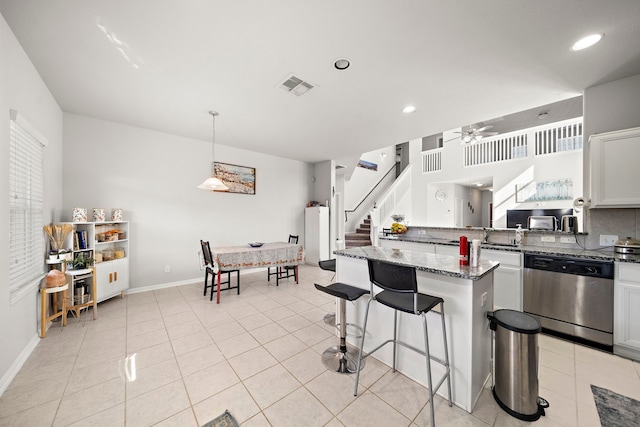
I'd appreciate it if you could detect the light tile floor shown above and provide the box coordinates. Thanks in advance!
[1,264,639,426]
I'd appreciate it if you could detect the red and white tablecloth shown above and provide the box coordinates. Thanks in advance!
[210,242,305,272]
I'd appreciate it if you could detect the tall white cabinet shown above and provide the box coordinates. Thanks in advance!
[64,221,130,302]
[304,206,329,264]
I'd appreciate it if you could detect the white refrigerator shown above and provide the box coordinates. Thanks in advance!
[304,206,329,264]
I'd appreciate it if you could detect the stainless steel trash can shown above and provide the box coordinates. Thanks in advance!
[487,309,548,421]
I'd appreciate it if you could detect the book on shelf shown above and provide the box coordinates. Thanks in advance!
[73,232,79,251]
[77,230,88,250]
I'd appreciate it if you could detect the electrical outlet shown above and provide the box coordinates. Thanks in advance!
[560,236,576,244]
[481,292,487,307]
[599,235,618,246]
[164,265,170,273]
[418,229,426,235]
[541,235,556,243]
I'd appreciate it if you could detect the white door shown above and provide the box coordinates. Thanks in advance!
[454,198,463,227]
[335,192,345,251]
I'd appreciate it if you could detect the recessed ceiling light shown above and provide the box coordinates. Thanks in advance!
[402,105,416,114]
[571,33,603,51]
[334,58,351,70]
[476,183,483,187]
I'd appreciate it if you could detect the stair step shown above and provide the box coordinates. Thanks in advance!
[356,228,369,234]
[363,219,371,225]
[345,232,370,240]
[345,240,371,248]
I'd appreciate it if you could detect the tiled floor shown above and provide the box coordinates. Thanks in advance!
[1,264,640,426]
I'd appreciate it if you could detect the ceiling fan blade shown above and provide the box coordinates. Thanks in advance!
[474,125,493,133]
[478,131,499,136]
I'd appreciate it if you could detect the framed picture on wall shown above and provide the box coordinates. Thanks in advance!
[213,162,256,195]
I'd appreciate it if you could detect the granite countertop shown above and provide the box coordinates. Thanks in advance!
[381,235,640,264]
[335,246,500,281]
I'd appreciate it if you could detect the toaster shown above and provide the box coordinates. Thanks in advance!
[527,215,557,230]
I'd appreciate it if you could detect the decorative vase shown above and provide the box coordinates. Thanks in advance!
[72,207,87,222]
[111,208,123,221]
[93,208,105,222]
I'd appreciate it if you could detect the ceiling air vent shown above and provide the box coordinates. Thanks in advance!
[279,74,315,96]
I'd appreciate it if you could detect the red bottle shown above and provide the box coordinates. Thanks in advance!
[459,236,469,266]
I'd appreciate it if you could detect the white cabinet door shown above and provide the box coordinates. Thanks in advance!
[483,250,523,311]
[614,263,640,361]
[379,239,435,253]
[493,266,522,311]
[435,244,458,257]
[590,127,640,208]
[95,258,129,302]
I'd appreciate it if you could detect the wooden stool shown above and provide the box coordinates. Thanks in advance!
[40,284,68,338]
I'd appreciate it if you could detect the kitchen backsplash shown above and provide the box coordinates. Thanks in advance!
[586,208,640,249]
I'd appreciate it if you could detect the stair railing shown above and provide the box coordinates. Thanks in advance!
[370,165,412,245]
[344,164,397,223]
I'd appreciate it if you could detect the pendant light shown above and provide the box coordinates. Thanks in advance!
[197,111,229,191]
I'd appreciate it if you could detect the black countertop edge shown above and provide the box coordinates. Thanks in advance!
[379,235,640,263]
[335,246,500,281]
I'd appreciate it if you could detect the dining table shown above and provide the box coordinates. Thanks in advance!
[209,241,305,303]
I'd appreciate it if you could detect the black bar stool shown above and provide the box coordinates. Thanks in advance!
[318,259,336,279]
[314,282,369,374]
[318,259,337,325]
[354,259,452,427]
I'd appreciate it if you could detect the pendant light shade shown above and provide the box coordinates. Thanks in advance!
[198,111,229,191]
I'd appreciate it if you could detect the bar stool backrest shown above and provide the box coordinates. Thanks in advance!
[288,235,299,244]
[367,259,417,294]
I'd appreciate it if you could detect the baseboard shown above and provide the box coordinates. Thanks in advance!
[0,333,40,397]
[614,344,640,362]
[125,269,265,295]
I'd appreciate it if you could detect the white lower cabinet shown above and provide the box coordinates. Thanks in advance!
[614,263,640,361]
[379,239,435,253]
[379,240,523,311]
[95,258,129,302]
[483,250,523,311]
[435,244,458,257]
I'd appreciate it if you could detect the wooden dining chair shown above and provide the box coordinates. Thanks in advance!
[267,235,298,285]
[200,240,240,300]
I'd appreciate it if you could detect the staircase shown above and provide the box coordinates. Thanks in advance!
[345,216,372,248]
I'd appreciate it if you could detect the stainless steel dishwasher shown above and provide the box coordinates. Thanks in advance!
[523,254,614,349]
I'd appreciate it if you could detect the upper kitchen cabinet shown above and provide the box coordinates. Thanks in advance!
[589,127,640,208]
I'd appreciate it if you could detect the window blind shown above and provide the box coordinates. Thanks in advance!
[9,110,47,304]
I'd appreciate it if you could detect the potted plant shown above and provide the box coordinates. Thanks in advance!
[65,253,94,270]
[58,249,72,261]
[48,250,58,260]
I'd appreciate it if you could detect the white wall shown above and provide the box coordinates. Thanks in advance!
[343,146,396,232]
[0,15,63,392]
[413,121,583,228]
[344,146,396,208]
[62,114,312,288]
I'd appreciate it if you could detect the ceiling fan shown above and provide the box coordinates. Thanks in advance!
[455,124,499,143]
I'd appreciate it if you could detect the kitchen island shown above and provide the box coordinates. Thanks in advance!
[335,246,499,413]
